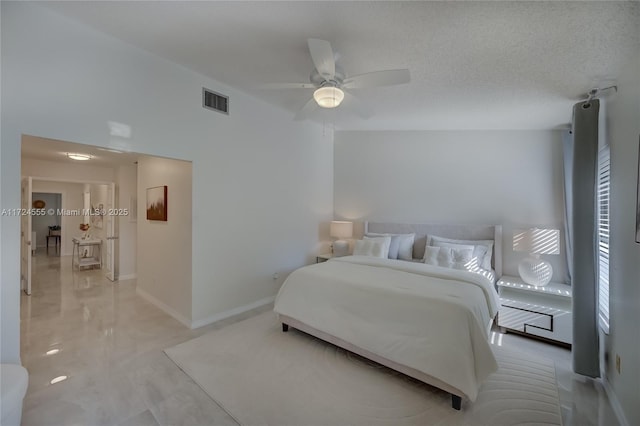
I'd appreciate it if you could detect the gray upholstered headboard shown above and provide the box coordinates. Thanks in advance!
[364,222,503,277]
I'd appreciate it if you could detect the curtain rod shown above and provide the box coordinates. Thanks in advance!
[585,85,618,104]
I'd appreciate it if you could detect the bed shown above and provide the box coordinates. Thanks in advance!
[274,222,502,410]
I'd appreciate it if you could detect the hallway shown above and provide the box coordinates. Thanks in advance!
[20,251,243,425]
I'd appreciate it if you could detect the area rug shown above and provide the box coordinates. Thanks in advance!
[165,311,562,426]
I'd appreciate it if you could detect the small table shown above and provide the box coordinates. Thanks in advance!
[46,235,61,253]
[316,253,333,263]
[496,275,572,346]
[72,238,102,270]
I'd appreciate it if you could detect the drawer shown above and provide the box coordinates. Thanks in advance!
[497,298,572,344]
[498,305,552,333]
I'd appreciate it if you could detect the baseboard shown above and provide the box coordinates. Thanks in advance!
[190,295,276,330]
[601,374,629,426]
[135,287,191,328]
[118,273,137,281]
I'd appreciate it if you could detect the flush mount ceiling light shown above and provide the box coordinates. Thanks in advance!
[67,153,91,161]
[313,86,345,108]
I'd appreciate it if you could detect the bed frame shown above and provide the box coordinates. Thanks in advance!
[280,222,502,410]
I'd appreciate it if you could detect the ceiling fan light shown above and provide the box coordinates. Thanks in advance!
[67,153,91,161]
[313,87,345,108]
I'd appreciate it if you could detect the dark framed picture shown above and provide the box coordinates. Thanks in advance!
[146,186,167,221]
[636,135,640,243]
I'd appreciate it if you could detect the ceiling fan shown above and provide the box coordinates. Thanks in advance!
[265,39,411,120]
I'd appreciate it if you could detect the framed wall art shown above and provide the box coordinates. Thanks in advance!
[146,186,167,221]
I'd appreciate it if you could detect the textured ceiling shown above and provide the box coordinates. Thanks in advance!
[40,1,639,130]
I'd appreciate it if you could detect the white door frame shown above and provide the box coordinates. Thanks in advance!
[105,182,116,281]
[20,177,33,295]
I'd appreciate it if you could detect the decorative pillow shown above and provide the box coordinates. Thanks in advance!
[364,234,397,259]
[423,246,441,266]
[427,235,494,270]
[353,239,390,258]
[436,247,454,268]
[395,234,415,261]
[365,233,415,261]
[451,247,474,270]
[424,246,473,269]
[430,241,477,268]
[423,246,454,267]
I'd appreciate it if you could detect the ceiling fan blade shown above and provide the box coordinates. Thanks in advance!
[294,98,318,121]
[259,83,316,89]
[342,69,410,89]
[342,91,373,119]
[308,39,335,81]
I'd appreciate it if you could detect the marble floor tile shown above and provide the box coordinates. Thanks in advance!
[489,327,620,426]
[117,410,159,426]
[21,252,239,426]
[21,250,619,426]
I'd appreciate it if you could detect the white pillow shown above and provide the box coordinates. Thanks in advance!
[430,241,476,268]
[427,235,494,270]
[436,247,454,268]
[354,237,391,258]
[451,247,474,270]
[423,246,441,266]
[395,234,415,261]
[362,236,392,257]
[424,246,473,269]
[365,233,415,260]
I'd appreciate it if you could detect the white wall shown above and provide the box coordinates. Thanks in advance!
[603,56,640,426]
[31,181,85,256]
[116,164,137,279]
[334,130,566,279]
[1,2,333,361]
[137,157,192,325]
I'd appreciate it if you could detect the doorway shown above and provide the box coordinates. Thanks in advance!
[20,133,193,331]
[20,178,118,295]
[32,192,62,256]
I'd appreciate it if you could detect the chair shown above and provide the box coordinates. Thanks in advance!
[47,226,61,253]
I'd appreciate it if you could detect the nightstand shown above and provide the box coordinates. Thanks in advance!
[316,253,333,263]
[496,275,572,346]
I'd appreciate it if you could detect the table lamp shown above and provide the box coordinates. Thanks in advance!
[513,228,560,287]
[330,221,353,257]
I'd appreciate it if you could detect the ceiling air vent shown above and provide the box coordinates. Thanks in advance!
[202,88,229,115]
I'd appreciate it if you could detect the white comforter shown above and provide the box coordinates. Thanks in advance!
[274,255,500,401]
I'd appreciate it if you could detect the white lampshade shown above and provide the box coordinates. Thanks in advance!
[513,228,560,286]
[330,221,353,257]
[313,87,345,108]
[330,221,353,239]
[513,228,560,254]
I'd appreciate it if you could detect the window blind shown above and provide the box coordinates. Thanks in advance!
[597,146,610,334]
